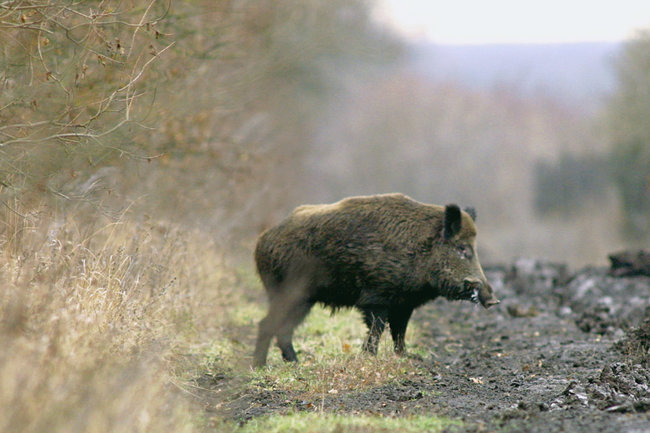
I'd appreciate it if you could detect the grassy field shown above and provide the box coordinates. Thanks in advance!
[0,210,456,433]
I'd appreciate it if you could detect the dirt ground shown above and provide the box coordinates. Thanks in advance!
[203,258,650,432]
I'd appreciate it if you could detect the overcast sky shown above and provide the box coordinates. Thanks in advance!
[375,0,650,44]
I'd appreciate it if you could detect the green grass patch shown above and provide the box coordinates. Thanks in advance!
[246,305,430,397]
[250,353,422,396]
[297,305,367,357]
[233,412,457,433]
[262,304,425,364]
[230,302,266,328]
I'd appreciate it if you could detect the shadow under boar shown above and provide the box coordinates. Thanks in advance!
[253,193,499,367]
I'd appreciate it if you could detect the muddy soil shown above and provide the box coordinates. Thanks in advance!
[203,258,650,432]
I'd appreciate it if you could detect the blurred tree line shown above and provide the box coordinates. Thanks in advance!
[534,31,649,243]
[605,30,650,240]
[0,0,400,243]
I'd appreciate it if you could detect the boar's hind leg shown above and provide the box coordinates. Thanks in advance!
[360,308,388,355]
[253,296,313,367]
[253,297,289,367]
[276,301,313,362]
[253,309,277,367]
[388,307,414,355]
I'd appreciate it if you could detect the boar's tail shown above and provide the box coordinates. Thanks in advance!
[256,251,326,300]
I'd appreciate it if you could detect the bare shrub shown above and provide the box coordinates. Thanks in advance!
[0,1,173,205]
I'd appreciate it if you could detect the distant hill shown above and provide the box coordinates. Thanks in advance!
[407,42,621,111]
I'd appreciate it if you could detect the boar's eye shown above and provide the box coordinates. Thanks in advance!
[457,244,473,260]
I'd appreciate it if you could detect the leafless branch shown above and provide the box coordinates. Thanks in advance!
[0,0,171,150]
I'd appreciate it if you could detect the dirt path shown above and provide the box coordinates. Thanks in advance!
[205,260,650,432]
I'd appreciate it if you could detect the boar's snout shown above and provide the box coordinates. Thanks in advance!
[463,278,500,309]
[478,283,499,308]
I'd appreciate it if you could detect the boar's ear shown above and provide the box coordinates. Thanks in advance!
[443,204,462,240]
[464,207,477,222]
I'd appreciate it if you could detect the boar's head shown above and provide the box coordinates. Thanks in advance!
[433,204,499,308]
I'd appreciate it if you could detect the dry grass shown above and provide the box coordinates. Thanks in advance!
[0,206,232,433]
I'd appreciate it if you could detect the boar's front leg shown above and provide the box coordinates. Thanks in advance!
[388,307,414,355]
[361,308,388,355]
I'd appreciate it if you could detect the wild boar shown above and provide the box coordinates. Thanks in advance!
[253,193,498,367]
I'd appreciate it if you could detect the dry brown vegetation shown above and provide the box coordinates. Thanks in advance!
[1,0,399,228]
[1,211,213,432]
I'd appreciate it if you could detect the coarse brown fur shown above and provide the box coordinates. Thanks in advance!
[253,193,498,367]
